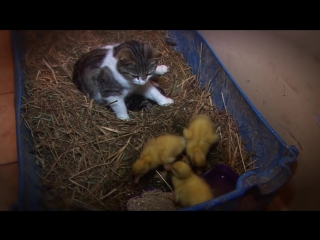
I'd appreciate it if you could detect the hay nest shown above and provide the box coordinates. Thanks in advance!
[20,30,255,211]
[127,188,177,211]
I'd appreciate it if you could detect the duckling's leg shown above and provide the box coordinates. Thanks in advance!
[196,167,204,175]
[163,163,173,171]
[167,192,175,202]
[181,155,191,164]
[133,176,141,184]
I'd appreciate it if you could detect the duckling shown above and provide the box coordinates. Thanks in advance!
[171,161,214,208]
[183,114,219,174]
[132,134,186,184]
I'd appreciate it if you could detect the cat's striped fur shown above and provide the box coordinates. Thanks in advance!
[73,40,173,120]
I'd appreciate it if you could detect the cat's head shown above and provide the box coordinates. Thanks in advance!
[114,40,162,85]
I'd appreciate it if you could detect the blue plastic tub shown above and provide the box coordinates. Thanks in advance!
[11,30,299,211]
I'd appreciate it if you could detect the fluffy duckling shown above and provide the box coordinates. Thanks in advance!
[132,134,186,184]
[171,161,214,208]
[183,114,220,174]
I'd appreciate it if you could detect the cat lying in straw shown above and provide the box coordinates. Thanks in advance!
[73,40,174,120]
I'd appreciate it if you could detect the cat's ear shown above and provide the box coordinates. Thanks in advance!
[146,44,162,63]
[117,48,135,66]
[148,51,162,65]
[150,48,162,60]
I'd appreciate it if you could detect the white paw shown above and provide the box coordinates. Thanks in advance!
[119,117,130,121]
[117,114,130,121]
[155,65,169,75]
[159,97,174,106]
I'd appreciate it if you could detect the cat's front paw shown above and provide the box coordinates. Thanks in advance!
[117,114,130,121]
[159,97,174,106]
[119,117,130,121]
[155,65,169,75]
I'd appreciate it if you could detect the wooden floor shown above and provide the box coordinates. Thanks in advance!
[0,30,19,210]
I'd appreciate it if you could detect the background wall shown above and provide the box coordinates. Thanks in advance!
[198,30,320,210]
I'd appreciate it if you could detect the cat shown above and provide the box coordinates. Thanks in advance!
[73,40,174,120]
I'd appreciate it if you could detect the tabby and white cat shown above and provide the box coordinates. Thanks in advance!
[73,40,174,120]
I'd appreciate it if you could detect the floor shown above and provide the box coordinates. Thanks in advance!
[1,30,318,211]
[199,30,320,211]
[0,30,19,211]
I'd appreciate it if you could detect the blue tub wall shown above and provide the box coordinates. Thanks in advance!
[11,30,45,210]
[11,30,299,211]
[168,30,299,198]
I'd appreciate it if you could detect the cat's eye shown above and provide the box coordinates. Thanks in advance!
[131,75,139,78]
